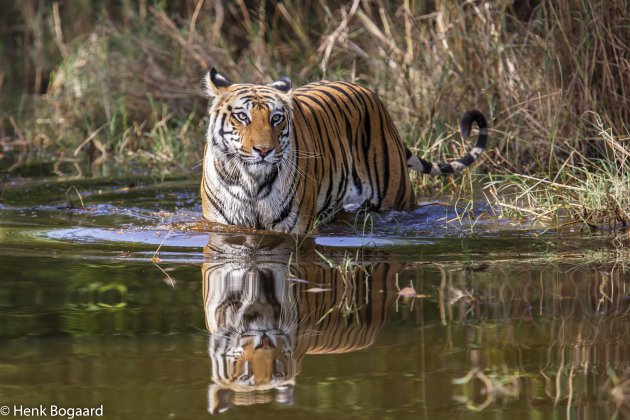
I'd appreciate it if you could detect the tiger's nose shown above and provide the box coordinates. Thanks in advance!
[253,146,274,157]
[254,335,273,350]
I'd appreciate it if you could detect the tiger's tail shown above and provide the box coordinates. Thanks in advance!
[406,110,488,175]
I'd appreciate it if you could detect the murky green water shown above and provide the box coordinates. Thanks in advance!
[1,176,629,419]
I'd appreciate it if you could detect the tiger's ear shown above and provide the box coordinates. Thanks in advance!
[268,77,292,93]
[204,67,232,98]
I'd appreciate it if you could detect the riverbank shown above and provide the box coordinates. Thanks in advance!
[1,1,628,233]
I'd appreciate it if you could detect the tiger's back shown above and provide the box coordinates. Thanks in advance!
[291,81,416,225]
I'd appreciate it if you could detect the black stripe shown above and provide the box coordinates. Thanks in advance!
[460,110,488,150]
[385,115,410,206]
[205,186,231,223]
[311,89,353,203]
[296,97,338,213]
[364,91,389,209]
[352,166,362,195]
[375,102,391,207]
[272,195,294,225]
[438,163,454,174]
[318,166,335,217]
[215,159,240,186]
[360,102,374,202]
[270,160,299,226]
[315,88,354,116]
[457,153,475,167]
[303,90,351,206]
[306,84,362,113]
[258,165,279,198]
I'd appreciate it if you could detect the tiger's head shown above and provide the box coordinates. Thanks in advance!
[207,328,296,413]
[203,68,293,178]
[203,262,298,413]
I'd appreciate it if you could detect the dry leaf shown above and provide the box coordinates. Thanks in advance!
[306,287,331,293]
[398,286,417,297]
[288,278,309,284]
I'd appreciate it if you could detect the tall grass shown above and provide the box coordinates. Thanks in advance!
[0,0,628,227]
[486,112,630,233]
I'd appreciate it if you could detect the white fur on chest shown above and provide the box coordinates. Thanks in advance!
[206,157,294,229]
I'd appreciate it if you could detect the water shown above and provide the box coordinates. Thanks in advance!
[1,176,629,419]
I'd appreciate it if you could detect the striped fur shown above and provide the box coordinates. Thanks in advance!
[203,260,400,414]
[201,68,488,234]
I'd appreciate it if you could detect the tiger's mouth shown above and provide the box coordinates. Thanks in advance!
[241,152,281,167]
[244,159,278,167]
[238,157,281,179]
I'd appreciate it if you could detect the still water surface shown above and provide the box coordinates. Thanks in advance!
[0,177,628,419]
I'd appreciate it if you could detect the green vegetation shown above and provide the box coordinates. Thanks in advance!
[1,0,628,232]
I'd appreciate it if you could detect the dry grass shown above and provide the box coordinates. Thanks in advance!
[486,112,630,234]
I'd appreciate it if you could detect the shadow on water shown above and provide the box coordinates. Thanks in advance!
[1,179,630,418]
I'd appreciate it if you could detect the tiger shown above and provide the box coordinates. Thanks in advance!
[201,68,488,234]
[202,256,401,414]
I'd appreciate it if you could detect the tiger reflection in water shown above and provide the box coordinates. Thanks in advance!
[202,252,401,414]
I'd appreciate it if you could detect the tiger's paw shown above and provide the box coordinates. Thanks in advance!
[343,200,375,213]
[343,203,363,213]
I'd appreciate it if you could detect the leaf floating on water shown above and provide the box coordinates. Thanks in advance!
[288,277,309,284]
[163,277,176,287]
[398,286,417,297]
[306,287,331,293]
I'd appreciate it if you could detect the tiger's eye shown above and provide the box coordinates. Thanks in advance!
[234,112,249,123]
[271,114,284,124]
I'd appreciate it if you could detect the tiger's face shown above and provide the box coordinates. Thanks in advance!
[204,68,293,177]
[210,329,295,390]
[203,262,298,403]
